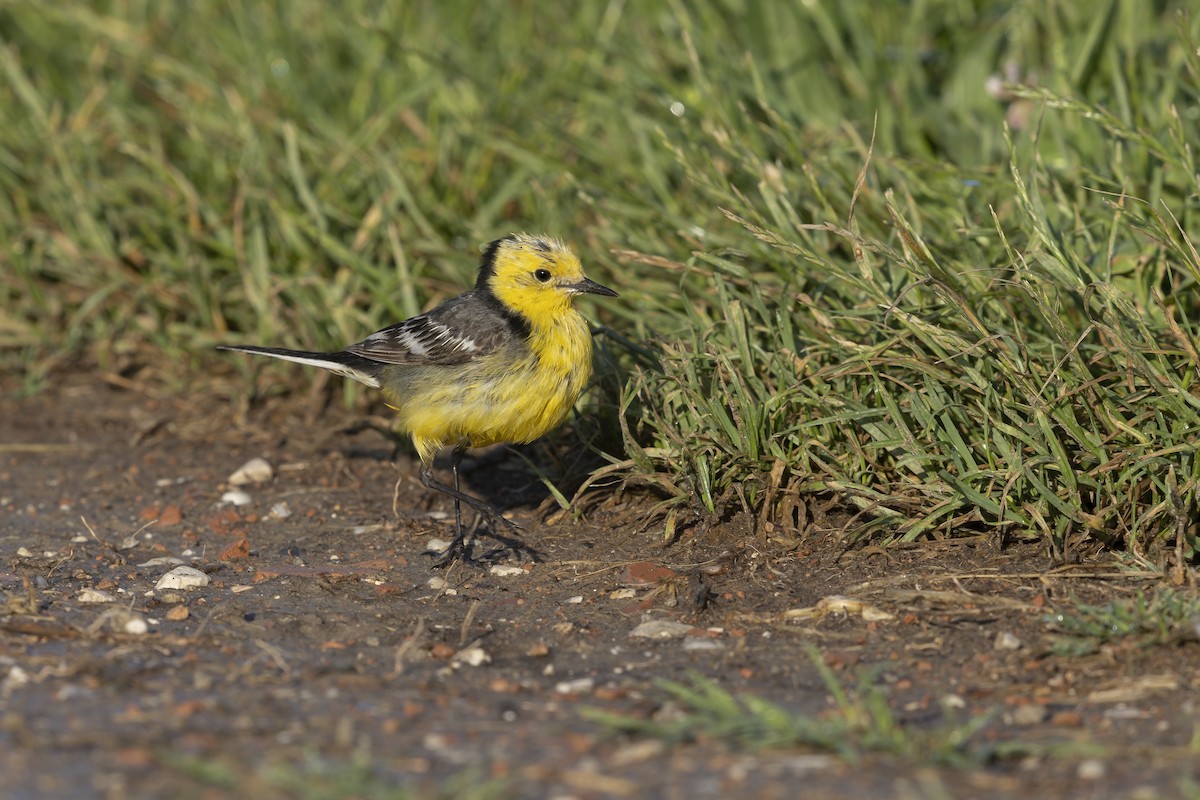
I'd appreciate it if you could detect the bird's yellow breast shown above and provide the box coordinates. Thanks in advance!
[381,309,594,464]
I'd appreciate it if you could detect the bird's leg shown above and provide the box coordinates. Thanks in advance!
[419,447,529,567]
[418,454,519,532]
[451,445,465,544]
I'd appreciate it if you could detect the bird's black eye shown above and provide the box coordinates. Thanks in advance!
[534,268,552,282]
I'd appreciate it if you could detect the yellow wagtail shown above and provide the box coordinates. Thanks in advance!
[220,233,617,561]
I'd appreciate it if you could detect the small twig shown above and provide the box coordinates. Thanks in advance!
[190,607,217,639]
[254,639,291,674]
[390,616,427,678]
[459,600,481,647]
[392,473,405,522]
[80,516,106,546]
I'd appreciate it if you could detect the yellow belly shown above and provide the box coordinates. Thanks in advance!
[381,314,593,464]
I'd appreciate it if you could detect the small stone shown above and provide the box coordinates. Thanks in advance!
[77,589,115,604]
[427,577,449,590]
[158,505,183,525]
[611,740,666,766]
[682,637,725,651]
[123,616,149,635]
[994,631,1022,651]
[165,605,190,621]
[630,619,694,640]
[155,566,210,591]
[227,457,273,486]
[219,538,251,561]
[941,694,966,709]
[268,501,292,520]
[1009,704,1048,726]
[453,646,491,667]
[565,595,584,604]
[609,588,638,600]
[425,538,453,555]
[220,490,252,507]
[159,592,187,605]
[138,557,186,568]
[1050,710,1083,727]
[16,548,33,558]
[525,642,551,658]
[430,642,456,660]
[489,565,525,577]
[621,561,677,586]
[3,665,30,693]
[1077,759,1106,780]
[555,677,595,695]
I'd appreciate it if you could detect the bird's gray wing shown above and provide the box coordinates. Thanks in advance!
[344,290,524,366]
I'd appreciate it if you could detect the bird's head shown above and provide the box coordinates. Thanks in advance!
[477,233,617,327]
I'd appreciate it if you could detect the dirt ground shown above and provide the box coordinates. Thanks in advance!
[2,373,1199,799]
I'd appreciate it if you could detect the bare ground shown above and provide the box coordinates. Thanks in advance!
[2,374,1199,799]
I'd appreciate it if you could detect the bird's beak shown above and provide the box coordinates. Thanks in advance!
[568,277,619,297]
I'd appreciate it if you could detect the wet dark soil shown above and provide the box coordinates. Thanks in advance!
[2,375,1199,799]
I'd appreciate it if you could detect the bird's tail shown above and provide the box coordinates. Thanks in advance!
[218,345,383,389]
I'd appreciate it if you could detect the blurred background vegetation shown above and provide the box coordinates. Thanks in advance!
[3,0,1199,560]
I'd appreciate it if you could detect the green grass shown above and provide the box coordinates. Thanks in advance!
[4,0,1200,556]
[1046,587,1200,657]
[581,651,1096,766]
[164,749,508,800]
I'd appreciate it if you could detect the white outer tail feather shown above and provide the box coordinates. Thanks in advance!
[220,346,381,389]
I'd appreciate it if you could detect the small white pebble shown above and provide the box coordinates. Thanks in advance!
[453,646,491,667]
[555,677,595,694]
[227,457,273,486]
[1010,704,1048,726]
[425,538,453,554]
[489,565,525,577]
[77,589,116,604]
[565,595,584,604]
[123,617,149,635]
[3,665,31,692]
[155,566,210,591]
[994,631,1023,651]
[630,619,694,640]
[268,501,292,520]
[221,490,252,507]
[427,577,448,590]
[138,557,185,568]
[1077,759,1106,780]
[16,547,33,558]
[682,637,725,651]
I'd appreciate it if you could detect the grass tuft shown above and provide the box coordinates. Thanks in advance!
[1046,587,1200,657]
[5,1,1200,556]
[581,647,1079,767]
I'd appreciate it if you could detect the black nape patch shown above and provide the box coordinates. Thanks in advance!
[532,238,551,253]
[476,235,516,288]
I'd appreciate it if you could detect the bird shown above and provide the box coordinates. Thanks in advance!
[220,233,618,562]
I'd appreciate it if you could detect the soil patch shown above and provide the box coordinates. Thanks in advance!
[2,376,1198,798]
